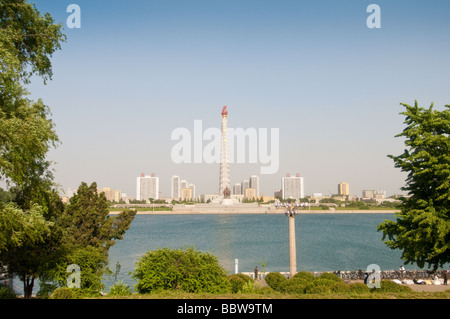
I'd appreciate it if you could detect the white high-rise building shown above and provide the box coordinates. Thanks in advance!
[189,183,196,199]
[136,173,159,201]
[250,175,260,197]
[282,173,304,200]
[171,175,181,200]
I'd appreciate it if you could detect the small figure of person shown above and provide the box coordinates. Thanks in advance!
[399,265,405,279]
[254,266,258,280]
[443,271,448,285]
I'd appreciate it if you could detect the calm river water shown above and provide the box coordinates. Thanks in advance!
[104,213,409,289]
[12,212,420,294]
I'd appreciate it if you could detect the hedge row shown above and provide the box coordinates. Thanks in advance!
[264,271,413,295]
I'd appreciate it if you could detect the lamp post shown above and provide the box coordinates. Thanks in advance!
[284,201,298,278]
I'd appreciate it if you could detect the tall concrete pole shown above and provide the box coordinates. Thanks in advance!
[289,213,297,277]
[286,202,297,278]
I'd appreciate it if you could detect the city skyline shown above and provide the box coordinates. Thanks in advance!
[24,1,450,199]
[68,171,397,201]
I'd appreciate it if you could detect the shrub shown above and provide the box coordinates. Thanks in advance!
[240,281,258,293]
[0,285,17,299]
[303,278,336,294]
[227,275,246,293]
[265,272,287,292]
[319,272,342,282]
[281,278,308,294]
[235,273,253,284]
[291,271,315,281]
[132,246,229,294]
[51,287,83,299]
[371,280,412,293]
[305,284,331,294]
[330,282,351,294]
[37,282,58,299]
[109,280,132,296]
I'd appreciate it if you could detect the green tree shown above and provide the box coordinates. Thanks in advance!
[43,182,137,294]
[378,101,450,270]
[0,0,65,186]
[61,182,136,252]
[0,203,55,298]
[133,246,230,294]
[0,2,66,298]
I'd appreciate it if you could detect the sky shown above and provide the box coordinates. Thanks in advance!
[26,0,450,198]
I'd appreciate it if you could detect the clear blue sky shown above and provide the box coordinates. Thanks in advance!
[27,0,450,198]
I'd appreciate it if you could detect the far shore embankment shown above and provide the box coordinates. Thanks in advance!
[109,209,399,215]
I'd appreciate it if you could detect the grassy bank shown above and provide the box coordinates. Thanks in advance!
[97,289,450,299]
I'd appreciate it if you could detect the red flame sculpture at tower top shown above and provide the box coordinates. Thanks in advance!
[221,106,228,117]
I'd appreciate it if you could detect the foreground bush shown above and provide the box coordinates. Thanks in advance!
[265,272,287,291]
[227,274,253,293]
[319,272,342,282]
[132,246,229,294]
[263,271,415,295]
[109,280,132,296]
[51,287,83,299]
[0,285,17,299]
[292,271,315,281]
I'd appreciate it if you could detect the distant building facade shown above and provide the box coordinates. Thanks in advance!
[250,175,260,197]
[233,183,242,195]
[281,173,304,200]
[171,175,181,200]
[136,173,159,201]
[338,182,349,196]
[181,188,193,201]
[98,187,121,202]
[362,190,376,199]
[244,188,256,200]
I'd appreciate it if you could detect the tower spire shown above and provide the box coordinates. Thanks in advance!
[219,106,230,196]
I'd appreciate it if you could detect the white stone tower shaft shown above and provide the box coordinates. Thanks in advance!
[219,106,230,195]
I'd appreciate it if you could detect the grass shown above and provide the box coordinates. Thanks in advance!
[97,289,450,299]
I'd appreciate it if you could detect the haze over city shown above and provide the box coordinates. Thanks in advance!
[24,0,450,198]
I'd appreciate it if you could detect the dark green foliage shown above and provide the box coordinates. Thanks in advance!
[133,246,230,294]
[40,182,135,295]
[0,285,17,299]
[227,275,246,293]
[378,101,450,270]
[61,182,136,252]
[227,274,253,293]
[235,273,253,283]
[264,272,287,291]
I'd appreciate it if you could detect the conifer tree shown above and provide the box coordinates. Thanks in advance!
[378,101,450,270]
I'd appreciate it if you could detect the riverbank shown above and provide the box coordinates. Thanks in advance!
[109,209,399,215]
